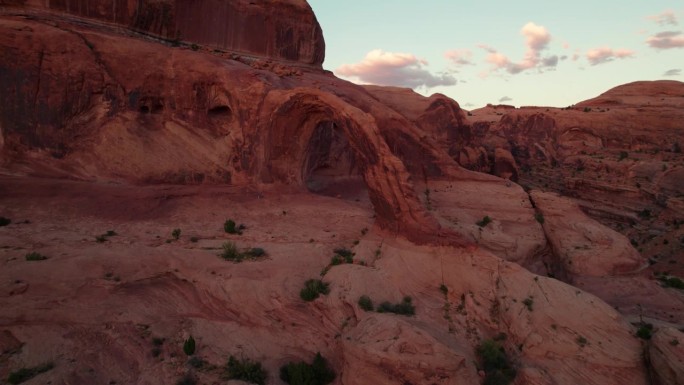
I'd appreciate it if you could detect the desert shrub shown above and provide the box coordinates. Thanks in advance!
[333,248,353,262]
[477,340,516,385]
[636,323,654,340]
[330,255,344,265]
[224,219,244,235]
[522,298,534,311]
[477,216,492,228]
[279,353,335,385]
[183,336,196,356]
[583,107,591,113]
[172,228,181,240]
[224,356,267,385]
[95,235,107,243]
[106,230,117,236]
[190,236,199,243]
[24,252,47,261]
[7,362,54,384]
[618,151,629,161]
[176,373,197,385]
[0,216,11,226]
[245,247,266,258]
[221,241,242,262]
[358,295,374,311]
[439,284,448,295]
[376,296,415,316]
[188,356,207,369]
[638,209,651,219]
[300,279,330,301]
[534,213,544,224]
[659,276,684,289]
[673,142,682,153]
[576,336,588,346]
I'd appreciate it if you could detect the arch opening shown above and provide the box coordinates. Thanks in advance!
[302,120,367,201]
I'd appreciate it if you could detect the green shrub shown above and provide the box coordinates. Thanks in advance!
[224,356,267,385]
[183,336,196,356]
[190,236,199,243]
[106,230,117,236]
[300,279,330,301]
[332,248,354,264]
[476,340,516,385]
[618,151,629,161]
[477,216,492,228]
[95,235,107,243]
[659,276,684,289]
[279,353,335,385]
[636,323,653,340]
[358,295,374,311]
[376,296,415,316]
[224,219,244,235]
[7,362,54,384]
[188,356,207,369]
[221,241,242,262]
[0,216,11,227]
[25,252,47,261]
[534,213,544,224]
[172,228,181,240]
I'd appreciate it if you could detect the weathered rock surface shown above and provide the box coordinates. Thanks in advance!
[649,327,684,385]
[0,0,325,66]
[531,190,645,277]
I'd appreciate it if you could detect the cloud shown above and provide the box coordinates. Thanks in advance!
[586,47,635,65]
[444,49,474,66]
[477,44,497,53]
[499,96,512,102]
[648,10,678,26]
[336,49,456,89]
[663,68,682,76]
[646,31,684,49]
[484,22,557,74]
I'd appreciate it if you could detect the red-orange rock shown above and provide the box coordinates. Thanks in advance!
[0,0,325,66]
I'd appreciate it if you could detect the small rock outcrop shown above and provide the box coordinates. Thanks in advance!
[648,327,684,385]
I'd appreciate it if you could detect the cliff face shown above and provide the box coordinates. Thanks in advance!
[0,0,325,66]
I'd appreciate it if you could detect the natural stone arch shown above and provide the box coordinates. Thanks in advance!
[255,89,469,245]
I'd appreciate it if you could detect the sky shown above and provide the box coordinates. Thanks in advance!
[307,1,684,108]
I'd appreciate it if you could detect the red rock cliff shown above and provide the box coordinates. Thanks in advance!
[0,0,325,66]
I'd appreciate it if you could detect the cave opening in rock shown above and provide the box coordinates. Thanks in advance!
[208,105,231,117]
[302,120,367,200]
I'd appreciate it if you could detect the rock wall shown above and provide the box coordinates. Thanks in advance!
[0,0,325,66]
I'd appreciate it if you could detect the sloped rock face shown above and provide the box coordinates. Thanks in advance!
[530,190,645,277]
[466,81,684,277]
[0,0,325,66]
[648,328,684,385]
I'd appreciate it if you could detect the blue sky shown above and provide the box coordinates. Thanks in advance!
[308,1,684,108]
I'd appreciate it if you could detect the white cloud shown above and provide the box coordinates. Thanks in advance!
[499,96,512,102]
[646,31,684,49]
[586,47,635,65]
[336,49,456,89]
[648,10,678,26]
[444,49,474,66]
[663,68,681,76]
[483,22,558,74]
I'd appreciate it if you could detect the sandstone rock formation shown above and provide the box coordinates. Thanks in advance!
[648,327,684,385]
[0,3,681,385]
[531,190,645,277]
[0,0,325,66]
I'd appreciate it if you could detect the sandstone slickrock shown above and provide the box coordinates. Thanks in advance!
[0,0,325,66]
[530,190,645,277]
[648,327,684,385]
[0,3,680,385]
